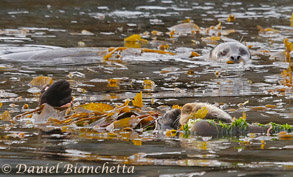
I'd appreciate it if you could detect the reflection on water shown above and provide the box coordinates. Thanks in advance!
[0,0,293,176]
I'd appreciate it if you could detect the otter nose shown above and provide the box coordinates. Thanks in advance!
[230,55,241,61]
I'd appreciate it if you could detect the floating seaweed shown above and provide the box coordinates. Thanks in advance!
[257,25,279,34]
[132,91,143,108]
[124,34,148,48]
[29,76,53,89]
[290,12,293,27]
[280,39,293,87]
[107,79,120,88]
[227,14,235,22]
[103,47,176,63]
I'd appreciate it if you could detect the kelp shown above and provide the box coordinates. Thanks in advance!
[124,34,148,43]
[107,79,119,88]
[132,92,143,108]
[159,43,169,50]
[81,102,114,112]
[227,14,235,22]
[257,25,279,34]
[268,122,292,134]
[184,117,293,137]
[187,106,208,120]
[172,105,182,110]
[280,39,293,87]
[29,76,53,89]
[189,51,200,58]
[4,17,293,144]
[278,131,293,140]
[103,47,175,62]
[141,48,175,55]
[180,107,286,137]
[143,80,155,91]
[124,34,148,48]
[13,90,159,133]
[0,110,12,121]
[201,36,221,44]
[151,30,163,36]
[8,91,293,140]
[291,12,293,27]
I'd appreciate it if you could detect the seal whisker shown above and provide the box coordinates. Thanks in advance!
[209,42,251,64]
[240,36,245,43]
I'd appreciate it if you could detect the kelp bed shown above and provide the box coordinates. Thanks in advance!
[0,30,292,141]
[1,84,293,142]
[0,1,293,176]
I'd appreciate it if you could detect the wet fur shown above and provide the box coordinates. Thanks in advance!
[179,103,232,125]
[209,42,251,63]
[39,80,72,107]
[160,109,181,130]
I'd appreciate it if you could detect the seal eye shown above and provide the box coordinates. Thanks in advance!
[220,51,226,56]
[220,49,229,56]
[239,48,247,55]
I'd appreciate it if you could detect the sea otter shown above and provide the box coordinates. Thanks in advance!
[160,103,232,130]
[160,106,274,137]
[39,80,72,107]
[180,103,232,125]
[209,41,251,64]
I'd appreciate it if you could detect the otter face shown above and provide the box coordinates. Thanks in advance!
[179,103,201,125]
[210,42,251,64]
[179,102,232,126]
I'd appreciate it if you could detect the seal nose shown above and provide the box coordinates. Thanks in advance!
[230,55,241,61]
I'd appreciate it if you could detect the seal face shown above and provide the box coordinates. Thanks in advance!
[209,42,251,64]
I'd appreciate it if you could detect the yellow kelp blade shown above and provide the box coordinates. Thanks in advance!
[291,12,293,27]
[189,106,208,120]
[107,79,119,88]
[132,91,143,108]
[124,34,148,48]
[109,117,140,130]
[194,106,208,119]
[143,80,155,90]
[227,14,235,22]
[0,111,12,121]
[81,103,114,112]
[29,76,53,88]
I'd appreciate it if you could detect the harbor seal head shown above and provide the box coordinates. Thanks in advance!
[210,42,251,64]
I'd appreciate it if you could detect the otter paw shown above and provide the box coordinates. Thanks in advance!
[39,80,72,107]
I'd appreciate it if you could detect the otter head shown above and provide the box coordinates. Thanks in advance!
[179,103,202,125]
[179,102,232,126]
[210,42,251,64]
